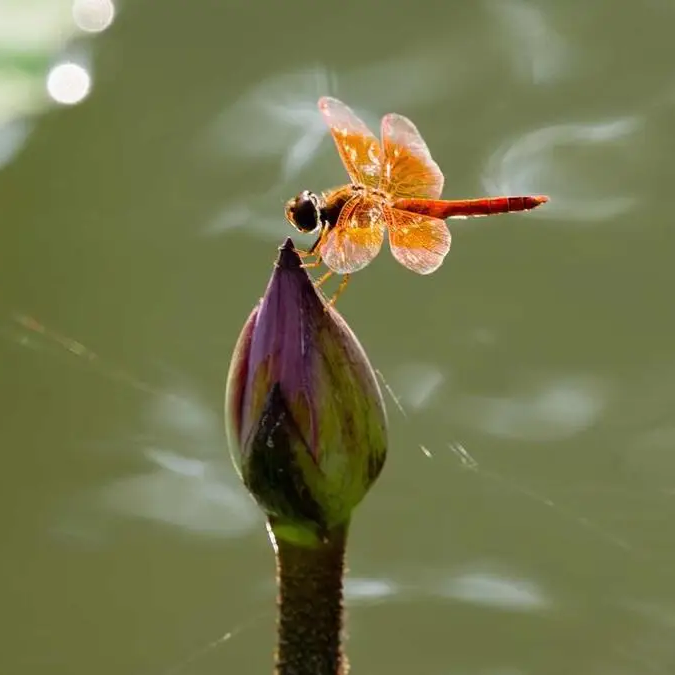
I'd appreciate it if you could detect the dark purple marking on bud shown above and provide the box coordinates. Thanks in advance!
[243,382,326,535]
[240,239,325,460]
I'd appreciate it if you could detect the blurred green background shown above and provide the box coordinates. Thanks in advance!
[2,0,675,673]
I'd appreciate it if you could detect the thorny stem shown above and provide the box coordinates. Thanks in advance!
[271,521,349,675]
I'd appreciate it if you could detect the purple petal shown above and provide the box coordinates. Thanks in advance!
[241,239,324,453]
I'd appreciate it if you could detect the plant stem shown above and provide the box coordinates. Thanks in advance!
[272,521,349,675]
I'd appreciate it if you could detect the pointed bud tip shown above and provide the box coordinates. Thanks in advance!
[276,238,302,270]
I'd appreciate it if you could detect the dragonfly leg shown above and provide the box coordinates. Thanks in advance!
[295,227,323,259]
[308,228,326,254]
[325,274,351,308]
[314,270,333,288]
[300,254,323,270]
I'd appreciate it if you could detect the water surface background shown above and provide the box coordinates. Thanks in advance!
[3,1,675,673]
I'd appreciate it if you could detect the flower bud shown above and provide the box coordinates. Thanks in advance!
[225,238,387,544]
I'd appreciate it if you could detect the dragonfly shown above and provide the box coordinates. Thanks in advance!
[284,96,548,305]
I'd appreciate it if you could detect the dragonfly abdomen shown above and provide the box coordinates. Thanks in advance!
[394,195,548,219]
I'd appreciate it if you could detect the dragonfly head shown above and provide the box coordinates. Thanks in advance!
[284,190,322,234]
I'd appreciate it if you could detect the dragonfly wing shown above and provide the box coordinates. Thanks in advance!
[380,112,444,199]
[319,97,382,189]
[387,209,451,275]
[319,197,386,274]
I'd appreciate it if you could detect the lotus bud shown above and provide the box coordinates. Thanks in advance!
[225,238,387,545]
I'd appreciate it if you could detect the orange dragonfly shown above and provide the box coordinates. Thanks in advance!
[284,97,548,304]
